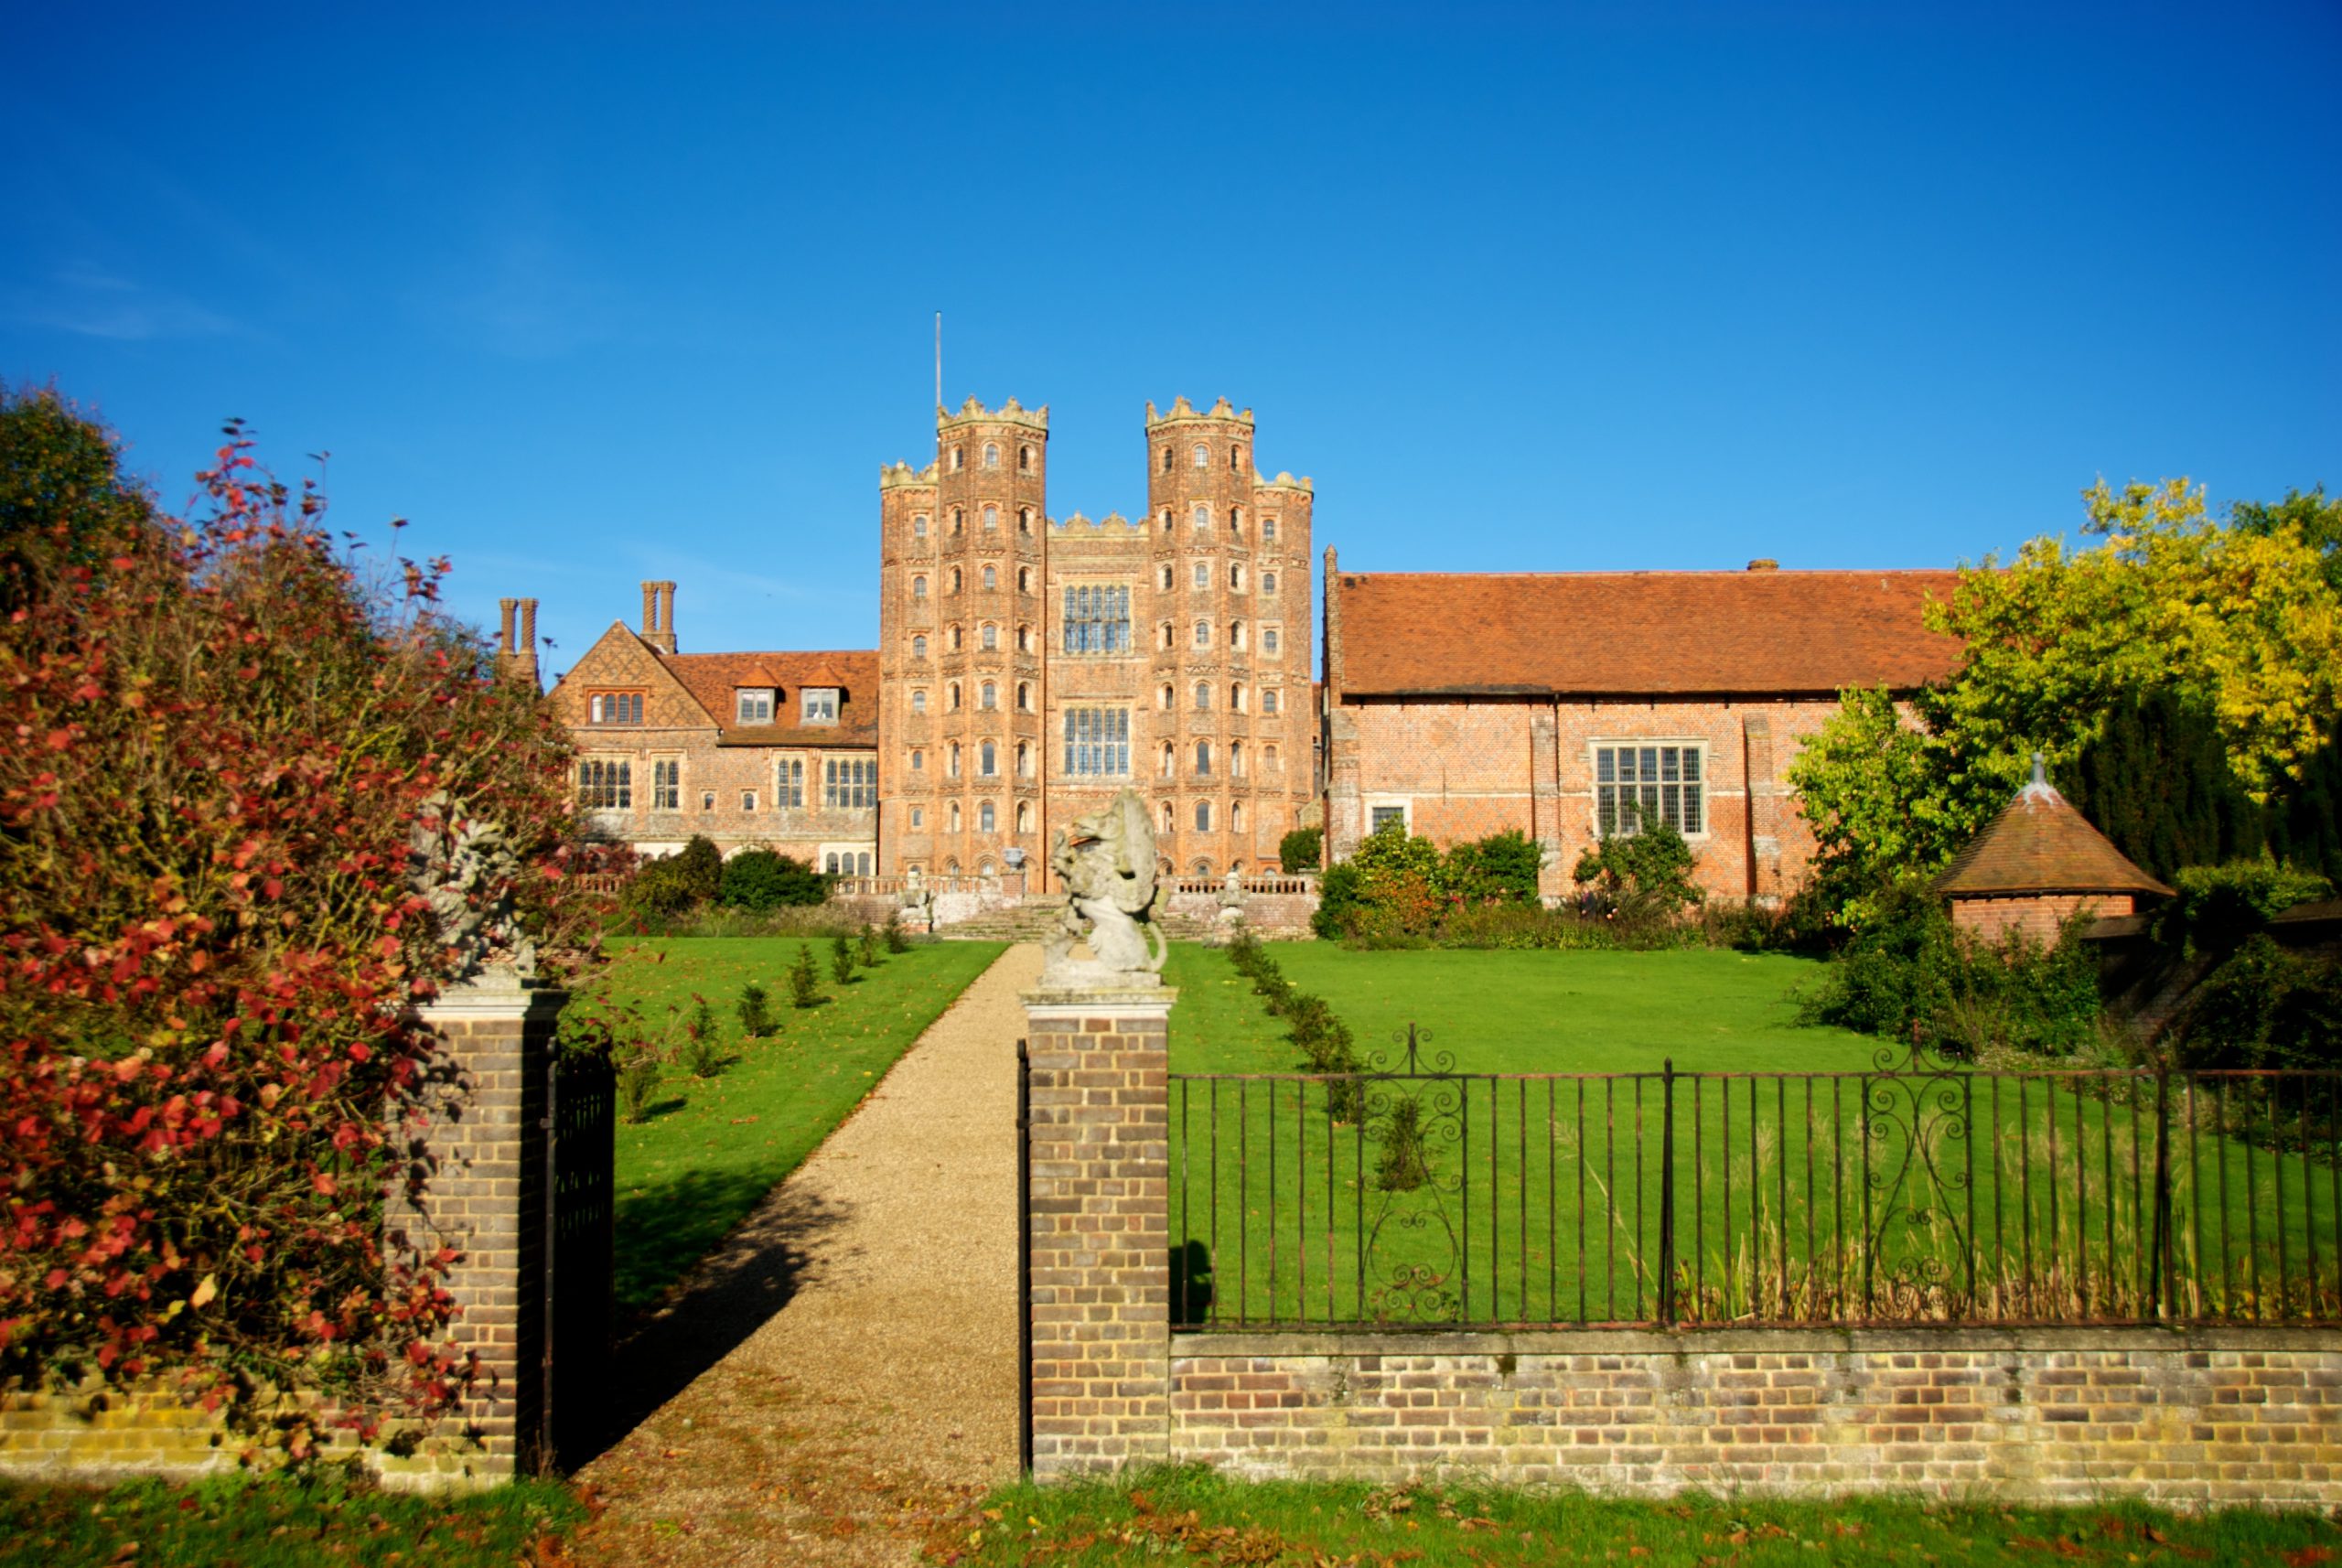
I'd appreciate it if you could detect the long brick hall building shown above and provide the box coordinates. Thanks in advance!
[526,392,1962,899]
[528,395,1317,879]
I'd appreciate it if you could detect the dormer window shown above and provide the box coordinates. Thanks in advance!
[801,687,839,725]
[736,688,775,725]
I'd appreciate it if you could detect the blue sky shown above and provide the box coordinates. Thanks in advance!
[5,2,2337,683]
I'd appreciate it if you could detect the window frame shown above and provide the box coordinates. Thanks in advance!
[1591,740,1709,839]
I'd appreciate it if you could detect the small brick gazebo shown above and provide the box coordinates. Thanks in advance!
[1934,755,2173,943]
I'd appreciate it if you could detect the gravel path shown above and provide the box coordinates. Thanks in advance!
[571,942,1039,1567]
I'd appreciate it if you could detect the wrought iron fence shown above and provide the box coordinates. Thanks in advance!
[1169,1026,2342,1330]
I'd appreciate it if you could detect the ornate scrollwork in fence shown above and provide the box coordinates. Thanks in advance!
[1359,1025,1468,1324]
[1860,1037,1975,1318]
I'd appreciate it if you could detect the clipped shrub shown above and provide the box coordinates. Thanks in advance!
[719,848,830,910]
[1444,829,1542,904]
[625,855,699,917]
[737,980,775,1040]
[790,942,824,1008]
[1278,826,1324,875]
[2159,859,2333,957]
[671,833,724,904]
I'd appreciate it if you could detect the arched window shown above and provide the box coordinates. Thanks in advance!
[979,800,995,832]
[951,508,963,534]
[944,855,960,872]
[1231,682,1246,712]
[1230,621,1246,650]
[1262,688,1280,714]
[911,689,928,714]
[1263,627,1281,654]
[912,575,928,598]
[1160,741,1176,777]
[826,852,840,874]
[981,740,996,777]
[1193,621,1209,649]
[913,514,929,537]
[1159,564,1174,591]
[1015,682,1032,712]
[1230,507,1241,534]
[948,741,962,776]
[1262,571,1277,595]
[1193,682,1210,710]
[1191,443,1209,468]
[983,443,999,469]
[1232,445,1246,472]
[910,812,923,832]
[949,801,962,832]
[1017,565,1032,594]
[911,746,925,769]
[1018,508,1032,535]
[1194,739,1212,775]
[1160,621,1174,650]
[1017,623,1032,651]
[1159,683,1174,710]
[951,446,963,471]
[948,682,962,712]
[980,681,997,711]
[1231,801,1245,832]
[983,504,999,532]
[1230,564,1245,591]
[1016,800,1032,832]
[982,622,998,650]
[1231,741,1246,777]
[1192,503,1210,532]
[1265,743,1280,772]
[1015,740,1031,775]
[982,564,997,591]
[1262,517,1278,543]
[912,633,927,658]
[1019,445,1034,473]
[1161,446,1173,473]
[1162,800,1176,833]
[1193,562,1209,589]
[949,625,963,651]
[950,566,962,594]
[1195,800,1212,831]
[1160,508,1173,532]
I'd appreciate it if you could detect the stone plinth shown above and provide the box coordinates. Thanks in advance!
[1022,984,1176,1478]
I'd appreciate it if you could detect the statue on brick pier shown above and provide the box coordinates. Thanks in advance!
[1043,787,1166,986]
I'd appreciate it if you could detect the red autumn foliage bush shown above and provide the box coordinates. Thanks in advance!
[0,391,594,1451]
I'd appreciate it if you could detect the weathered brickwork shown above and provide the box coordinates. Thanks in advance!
[1953,892,2138,945]
[1023,993,1176,1478]
[0,984,564,1492]
[1169,1329,2342,1506]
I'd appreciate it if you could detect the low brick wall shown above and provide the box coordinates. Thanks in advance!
[1170,1328,2342,1508]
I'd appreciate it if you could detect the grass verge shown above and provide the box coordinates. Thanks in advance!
[940,1467,2342,1567]
[580,936,1006,1313]
[0,1472,582,1567]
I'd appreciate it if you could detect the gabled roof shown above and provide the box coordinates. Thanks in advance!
[1336,569,1965,697]
[660,649,880,748]
[1936,763,2174,899]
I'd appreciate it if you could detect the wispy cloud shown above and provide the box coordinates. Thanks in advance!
[4,267,238,341]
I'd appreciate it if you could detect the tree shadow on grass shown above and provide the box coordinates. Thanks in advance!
[572,1172,854,1466]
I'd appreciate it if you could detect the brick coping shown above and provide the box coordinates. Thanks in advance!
[1175,1325,2342,1357]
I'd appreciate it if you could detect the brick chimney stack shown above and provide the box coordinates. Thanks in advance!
[639,580,677,654]
[496,596,543,689]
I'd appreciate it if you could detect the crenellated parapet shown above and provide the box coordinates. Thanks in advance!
[1052,510,1149,537]
[1254,470,1314,492]
[1144,395,1253,428]
[937,395,1049,432]
[880,460,940,489]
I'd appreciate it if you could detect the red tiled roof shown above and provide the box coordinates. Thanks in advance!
[1936,774,2173,898]
[1336,570,1966,696]
[659,649,879,747]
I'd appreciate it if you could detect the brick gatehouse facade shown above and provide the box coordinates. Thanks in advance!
[525,394,1963,897]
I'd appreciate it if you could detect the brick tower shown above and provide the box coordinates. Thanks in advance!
[878,397,1050,875]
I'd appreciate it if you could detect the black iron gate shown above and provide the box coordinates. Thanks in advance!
[543,1047,616,1469]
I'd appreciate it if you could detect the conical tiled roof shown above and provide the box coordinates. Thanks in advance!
[1935,757,2174,898]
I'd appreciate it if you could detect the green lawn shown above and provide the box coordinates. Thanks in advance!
[0,1474,583,1568]
[1165,944,2338,1329]
[581,936,1006,1312]
[947,1468,2342,1568]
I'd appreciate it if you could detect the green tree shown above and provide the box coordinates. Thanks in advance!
[1277,826,1323,874]
[2231,484,2342,596]
[671,834,724,903]
[2068,688,2267,884]
[0,384,160,613]
[1571,821,1703,918]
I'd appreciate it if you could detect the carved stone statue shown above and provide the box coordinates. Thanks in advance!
[1042,788,1166,987]
[406,792,538,986]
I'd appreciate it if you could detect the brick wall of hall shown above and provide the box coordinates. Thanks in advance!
[1169,1330,2342,1507]
[1331,694,1855,902]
